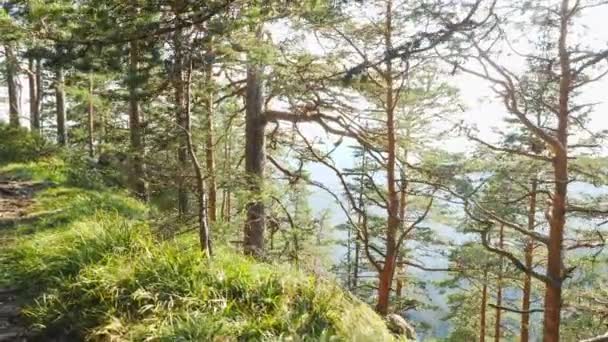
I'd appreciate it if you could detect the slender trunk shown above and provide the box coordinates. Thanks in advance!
[243,28,266,257]
[395,147,409,300]
[347,210,353,289]
[377,0,398,316]
[480,270,488,342]
[204,56,217,223]
[4,44,20,127]
[55,66,67,145]
[28,58,40,132]
[521,178,537,342]
[182,60,211,256]
[128,41,148,201]
[87,72,95,157]
[494,224,504,342]
[173,29,189,218]
[353,236,360,290]
[543,1,570,340]
[395,255,404,298]
[353,148,367,291]
[35,58,43,123]
[36,58,44,118]
[222,123,233,222]
[224,189,232,222]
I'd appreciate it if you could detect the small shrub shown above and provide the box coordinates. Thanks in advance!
[0,124,57,164]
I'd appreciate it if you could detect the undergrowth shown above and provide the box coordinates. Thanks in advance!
[0,160,404,341]
[0,124,56,164]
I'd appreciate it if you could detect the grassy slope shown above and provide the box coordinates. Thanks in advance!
[0,159,404,342]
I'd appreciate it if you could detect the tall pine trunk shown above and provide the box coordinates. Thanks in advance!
[128,41,148,201]
[55,66,67,145]
[243,44,266,256]
[543,1,570,340]
[5,43,20,127]
[28,57,40,132]
[173,29,189,218]
[376,0,399,315]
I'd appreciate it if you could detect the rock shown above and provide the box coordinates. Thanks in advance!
[581,331,608,342]
[386,313,416,340]
[0,328,26,342]
[0,305,19,318]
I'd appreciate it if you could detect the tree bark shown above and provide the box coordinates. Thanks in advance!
[55,66,67,145]
[173,28,189,218]
[184,60,211,256]
[204,56,217,223]
[35,58,43,126]
[28,58,40,132]
[543,1,570,340]
[494,224,504,342]
[4,43,20,127]
[128,41,148,201]
[480,270,488,342]
[87,72,95,157]
[353,237,360,290]
[376,0,399,316]
[243,28,266,257]
[521,178,537,342]
[222,120,232,223]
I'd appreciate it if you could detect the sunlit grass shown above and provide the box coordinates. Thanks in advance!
[0,161,404,341]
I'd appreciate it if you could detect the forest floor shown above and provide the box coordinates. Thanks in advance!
[0,177,50,342]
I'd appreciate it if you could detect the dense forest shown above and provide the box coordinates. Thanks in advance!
[1,0,608,341]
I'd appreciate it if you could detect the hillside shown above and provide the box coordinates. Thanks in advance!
[0,158,405,341]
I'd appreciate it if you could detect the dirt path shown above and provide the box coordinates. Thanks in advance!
[0,178,50,341]
[0,179,49,225]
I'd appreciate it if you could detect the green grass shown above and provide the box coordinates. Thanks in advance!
[0,157,67,183]
[0,161,404,341]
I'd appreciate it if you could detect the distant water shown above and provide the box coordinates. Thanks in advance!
[307,164,608,339]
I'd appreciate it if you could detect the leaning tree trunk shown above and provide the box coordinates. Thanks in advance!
[243,39,266,257]
[543,1,570,340]
[128,41,148,201]
[5,43,20,127]
[55,66,67,145]
[521,178,537,342]
[28,57,40,132]
[184,60,211,256]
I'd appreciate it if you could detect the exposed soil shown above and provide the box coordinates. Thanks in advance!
[0,178,51,341]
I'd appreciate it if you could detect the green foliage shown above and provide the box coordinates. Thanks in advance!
[0,157,67,183]
[0,124,57,165]
[0,162,404,342]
